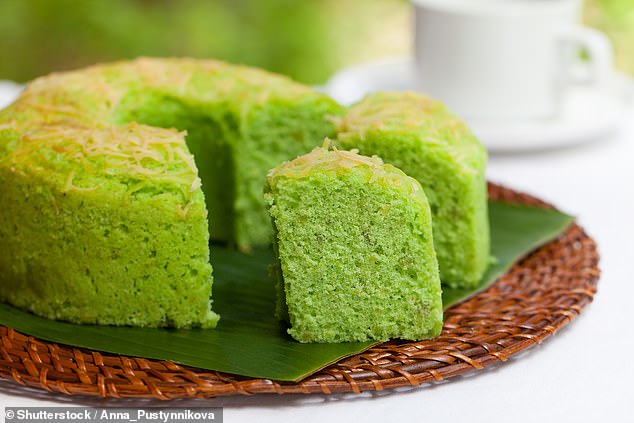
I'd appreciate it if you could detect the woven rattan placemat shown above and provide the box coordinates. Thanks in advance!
[0,183,599,399]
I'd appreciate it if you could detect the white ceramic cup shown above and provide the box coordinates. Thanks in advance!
[412,0,613,121]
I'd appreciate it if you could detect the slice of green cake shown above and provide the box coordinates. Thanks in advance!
[333,91,490,288]
[265,143,443,343]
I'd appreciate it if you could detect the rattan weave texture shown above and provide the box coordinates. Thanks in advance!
[0,183,600,399]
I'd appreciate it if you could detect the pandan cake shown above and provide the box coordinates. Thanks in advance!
[333,92,490,288]
[0,58,342,328]
[265,144,443,343]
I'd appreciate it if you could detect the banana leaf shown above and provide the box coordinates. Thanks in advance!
[0,200,574,382]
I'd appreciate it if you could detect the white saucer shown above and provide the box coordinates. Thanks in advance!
[0,81,23,110]
[323,57,634,152]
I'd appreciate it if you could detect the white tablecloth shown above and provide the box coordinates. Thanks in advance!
[0,83,633,423]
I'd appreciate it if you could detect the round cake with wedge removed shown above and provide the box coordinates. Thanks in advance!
[0,58,342,328]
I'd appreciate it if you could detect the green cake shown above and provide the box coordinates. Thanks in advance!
[333,92,490,288]
[265,144,443,343]
[0,58,342,328]
[0,59,489,332]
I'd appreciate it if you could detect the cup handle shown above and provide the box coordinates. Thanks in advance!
[558,26,614,86]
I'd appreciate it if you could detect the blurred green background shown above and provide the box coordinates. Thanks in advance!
[0,0,632,84]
